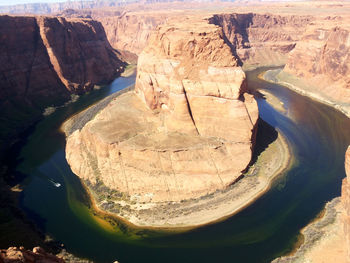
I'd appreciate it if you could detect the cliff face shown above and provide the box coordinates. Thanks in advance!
[0,15,124,149]
[98,13,166,58]
[283,27,350,114]
[66,18,258,203]
[94,12,310,67]
[209,13,311,66]
[343,146,350,262]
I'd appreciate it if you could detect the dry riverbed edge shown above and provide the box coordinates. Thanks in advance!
[262,70,349,263]
[262,69,350,118]
[272,198,347,263]
[62,85,293,229]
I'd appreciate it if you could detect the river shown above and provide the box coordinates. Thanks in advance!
[14,68,350,263]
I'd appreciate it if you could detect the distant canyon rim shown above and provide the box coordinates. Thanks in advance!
[1,1,350,262]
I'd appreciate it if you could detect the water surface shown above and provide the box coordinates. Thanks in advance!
[16,68,350,263]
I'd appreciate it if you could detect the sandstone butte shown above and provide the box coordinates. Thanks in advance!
[86,9,350,116]
[66,17,259,203]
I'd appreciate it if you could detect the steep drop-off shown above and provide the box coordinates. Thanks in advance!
[89,11,311,67]
[66,18,258,206]
[0,15,124,151]
[281,26,350,116]
[209,13,311,67]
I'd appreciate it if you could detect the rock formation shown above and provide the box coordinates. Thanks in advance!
[0,15,124,150]
[91,12,311,67]
[0,246,64,263]
[209,13,311,67]
[343,146,350,262]
[66,18,258,203]
[282,26,350,116]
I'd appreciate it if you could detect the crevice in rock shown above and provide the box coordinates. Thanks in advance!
[182,83,200,135]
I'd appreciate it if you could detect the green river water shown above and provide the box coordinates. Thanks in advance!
[13,68,350,262]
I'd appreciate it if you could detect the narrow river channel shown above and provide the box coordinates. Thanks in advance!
[15,68,350,263]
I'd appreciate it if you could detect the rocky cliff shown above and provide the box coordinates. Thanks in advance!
[0,15,124,151]
[282,26,350,116]
[343,146,350,262]
[66,18,258,204]
[209,13,311,67]
[95,12,311,67]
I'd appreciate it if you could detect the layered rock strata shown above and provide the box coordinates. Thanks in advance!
[66,18,258,203]
[94,12,311,67]
[209,13,311,67]
[281,26,350,116]
[0,15,124,150]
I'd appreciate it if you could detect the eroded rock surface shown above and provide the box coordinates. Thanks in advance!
[209,13,311,67]
[0,15,124,149]
[66,18,258,203]
[282,26,350,115]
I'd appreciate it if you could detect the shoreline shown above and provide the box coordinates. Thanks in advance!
[261,68,350,263]
[81,131,293,230]
[61,69,294,229]
[261,69,350,119]
[64,95,293,229]
[272,197,347,263]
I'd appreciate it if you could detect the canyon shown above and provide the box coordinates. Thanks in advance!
[1,1,350,262]
[0,15,124,152]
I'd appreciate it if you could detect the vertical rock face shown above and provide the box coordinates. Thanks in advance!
[135,19,256,141]
[209,13,311,66]
[343,146,350,262]
[283,27,350,113]
[99,13,167,57]
[66,18,258,203]
[0,15,124,148]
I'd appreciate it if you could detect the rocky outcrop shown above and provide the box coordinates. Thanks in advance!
[343,146,350,262]
[66,18,258,204]
[0,247,64,263]
[282,26,350,115]
[0,15,124,151]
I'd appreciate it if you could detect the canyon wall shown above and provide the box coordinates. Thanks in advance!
[93,12,310,67]
[282,26,350,116]
[98,12,167,60]
[343,146,350,262]
[209,13,311,67]
[66,18,258,203]
[0,15,124,150]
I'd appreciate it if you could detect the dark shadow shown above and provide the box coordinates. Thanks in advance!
[250,117,278,165]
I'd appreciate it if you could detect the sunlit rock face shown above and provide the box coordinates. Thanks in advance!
[283,27,350,115]
[66,18,258,203]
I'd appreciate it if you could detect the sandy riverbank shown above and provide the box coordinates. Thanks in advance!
[62,70,293,229]
[272,197,347,263]
[79,129,292,229]
[262,69,350,118]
